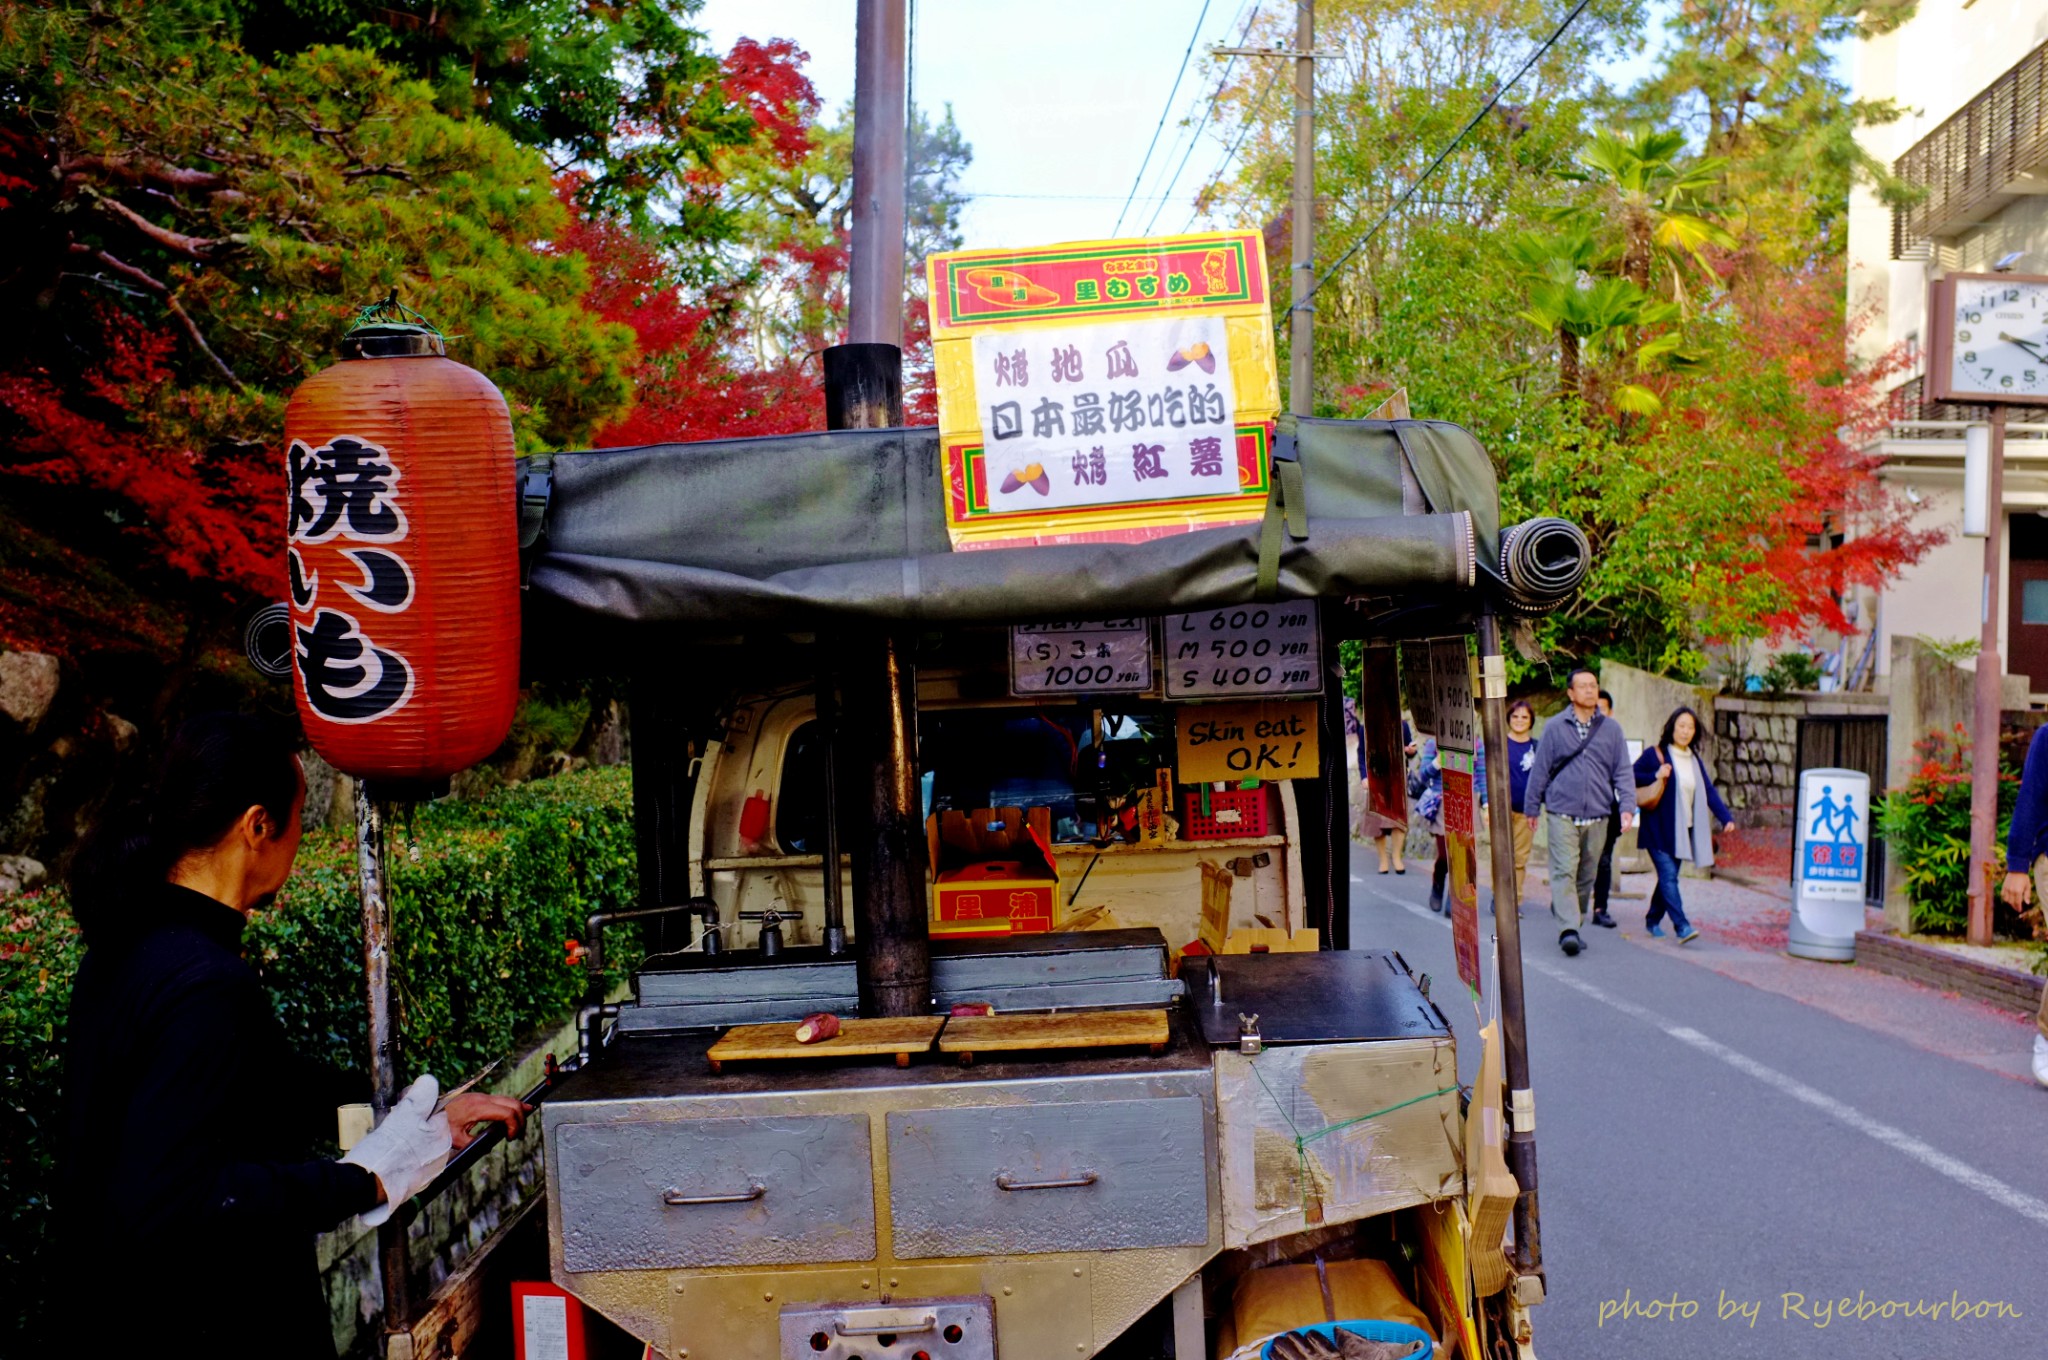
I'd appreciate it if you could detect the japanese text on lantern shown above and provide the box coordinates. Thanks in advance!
[287,435,416,724]
[927,230,1279,549]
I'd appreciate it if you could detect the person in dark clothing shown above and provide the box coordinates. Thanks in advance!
[60,714,527,1357]
[1631,706,1734,944]
[1997,724,2048,1087]
[1588,689,1623,929]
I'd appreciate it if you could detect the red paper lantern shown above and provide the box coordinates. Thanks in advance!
[284,308,520,780]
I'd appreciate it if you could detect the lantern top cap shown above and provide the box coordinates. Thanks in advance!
[341,291,448,359]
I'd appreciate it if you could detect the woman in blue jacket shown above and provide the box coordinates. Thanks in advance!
[1631,706,1734,943]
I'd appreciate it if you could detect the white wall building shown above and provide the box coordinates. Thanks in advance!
[1848,0,2048,698]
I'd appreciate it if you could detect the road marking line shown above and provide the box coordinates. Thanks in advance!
[1354,876,2048,1229]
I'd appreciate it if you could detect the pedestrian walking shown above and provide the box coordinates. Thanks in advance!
[1411,738,1446,911]
[1372,719,1416,874]
[1632,706,1733,945]
[1523,666,1636,956]
[1997,724,2048,1087]
[1588,688,1623,929]
[1410,736,1486,914]
[1506,699,1538,898]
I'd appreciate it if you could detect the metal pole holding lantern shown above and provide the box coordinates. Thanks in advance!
[1927,268,2048,945]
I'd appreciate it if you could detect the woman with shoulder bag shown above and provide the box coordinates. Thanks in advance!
[1630,706,1735,943]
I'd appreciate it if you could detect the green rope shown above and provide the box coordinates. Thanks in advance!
[1246,1053,1460,1216]
[348,289,443,337]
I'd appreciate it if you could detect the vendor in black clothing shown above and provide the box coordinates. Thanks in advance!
[60,713,528,1357]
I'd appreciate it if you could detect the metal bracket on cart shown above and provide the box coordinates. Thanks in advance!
[778,1295,996,1360]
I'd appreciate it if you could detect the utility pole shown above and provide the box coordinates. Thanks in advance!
[1216,2,1318,417]
[848,0,907,348]
[1288,0,1315,417]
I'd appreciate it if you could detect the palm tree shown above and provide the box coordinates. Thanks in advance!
[1507,228,1695,414]
[1570,127,1736,312]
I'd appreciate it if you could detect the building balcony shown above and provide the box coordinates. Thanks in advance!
[1892,38,2048,258]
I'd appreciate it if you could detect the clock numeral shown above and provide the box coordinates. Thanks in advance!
[1959,330,1973,343]
[2002,375,2015,388]
[1967,310,1984,324]
[1964,351,1978,364]
[1983,366,1998,380]
[2008,288,2022,302]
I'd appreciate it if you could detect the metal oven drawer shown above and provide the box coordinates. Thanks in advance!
[887,1096,1208,1258]
[556,1115,875,1271]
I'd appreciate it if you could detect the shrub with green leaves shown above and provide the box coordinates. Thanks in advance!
[0,766,638,1347]
[1876,726,2018,936]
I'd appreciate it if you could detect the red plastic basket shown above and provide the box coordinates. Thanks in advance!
[1183,787,1268,839]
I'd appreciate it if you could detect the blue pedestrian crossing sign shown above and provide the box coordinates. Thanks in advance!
[1796,768,1870,904]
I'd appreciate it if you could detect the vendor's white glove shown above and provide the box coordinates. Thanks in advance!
[342,1075,452,1226]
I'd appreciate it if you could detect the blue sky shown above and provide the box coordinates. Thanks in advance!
[695,1,1676,251]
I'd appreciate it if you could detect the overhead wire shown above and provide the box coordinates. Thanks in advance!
[1111,0,1215,235]
[1300,0,1596,306]
[1139,0,1261,235]
[1180,57,1287,233]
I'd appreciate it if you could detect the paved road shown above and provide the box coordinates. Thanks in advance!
[1347,845,2048,1359]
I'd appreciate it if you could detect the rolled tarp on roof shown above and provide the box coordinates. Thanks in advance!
[520,417,1500,630]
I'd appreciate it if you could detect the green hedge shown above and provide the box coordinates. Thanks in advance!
[0,766,639,1347]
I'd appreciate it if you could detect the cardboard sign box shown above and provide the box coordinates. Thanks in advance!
[928,806,1059,937]
[932,862,1057,937]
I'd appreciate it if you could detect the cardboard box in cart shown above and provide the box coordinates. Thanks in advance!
[928,806,1059,937]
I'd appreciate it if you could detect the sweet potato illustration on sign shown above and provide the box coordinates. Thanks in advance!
[1166,341,1217,374]
[999,462,1052,496]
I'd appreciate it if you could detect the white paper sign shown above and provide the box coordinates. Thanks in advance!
[972,314,1236,513]
[1010,620,1153,694]
[1164,602,1321,698]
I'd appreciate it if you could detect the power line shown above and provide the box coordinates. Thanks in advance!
[1302,0,1595,305]
[1141,0,1263,235]
[1180,57,1287,233]
[1112,0,1215,236]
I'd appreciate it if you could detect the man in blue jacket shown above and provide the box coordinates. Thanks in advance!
[1997,724,2048,1087]
[1524,666,1637,956]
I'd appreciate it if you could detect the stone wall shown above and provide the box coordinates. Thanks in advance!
[1714,699,1802,828]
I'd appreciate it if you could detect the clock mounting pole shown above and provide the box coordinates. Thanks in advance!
[1968,404,2007,947]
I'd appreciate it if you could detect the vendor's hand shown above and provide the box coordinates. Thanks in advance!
[445,1092,532,1151]
[2002,870,2034,911]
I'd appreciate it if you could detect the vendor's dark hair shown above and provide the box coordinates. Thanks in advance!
[1658,706,1707,752]
[70,713,300,938]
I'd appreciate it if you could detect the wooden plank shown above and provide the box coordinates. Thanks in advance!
[708,1016,943,1070]
[937,1008,1169,1062]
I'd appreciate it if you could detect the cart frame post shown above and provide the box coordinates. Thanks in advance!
[1475,609,1544,1286]
[354,784,413,1345]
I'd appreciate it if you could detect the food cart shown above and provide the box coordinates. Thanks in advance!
[491,230,1589,1354]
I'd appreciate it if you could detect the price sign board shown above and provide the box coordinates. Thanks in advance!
[1009,620,1153,695]
[1400,642,1438,738]
[1429,638,1477,756]
[1163,602,1321,699]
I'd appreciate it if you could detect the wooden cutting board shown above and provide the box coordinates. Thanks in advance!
[937,1009,1170,1065]
[707,1016,944,1072]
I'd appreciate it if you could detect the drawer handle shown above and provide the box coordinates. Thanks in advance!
[838,1313,937,1337]
[661,1181,765,1206]
[996,1170,1099,1191]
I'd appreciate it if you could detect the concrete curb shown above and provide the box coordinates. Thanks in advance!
[1854,930,2045,1018]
